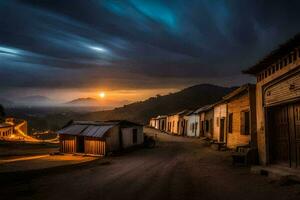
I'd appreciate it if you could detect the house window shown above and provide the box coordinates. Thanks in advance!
[241,111,250,135]
[228,113,233,133]
[132,129,138,144]
[195,122,198,133]
[216,117,220,127]
[205,120,209,132]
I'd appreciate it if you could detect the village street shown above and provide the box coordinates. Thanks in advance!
[1,128,300,200]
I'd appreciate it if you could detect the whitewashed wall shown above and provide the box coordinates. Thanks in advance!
[186,114,200,137]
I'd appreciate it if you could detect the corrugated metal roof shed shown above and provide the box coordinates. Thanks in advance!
[80,125,114,138]
[57,122,116,138]
[57,124,88,135]
[58,120,142,138]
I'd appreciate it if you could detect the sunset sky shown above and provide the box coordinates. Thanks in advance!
[1,0,300,106]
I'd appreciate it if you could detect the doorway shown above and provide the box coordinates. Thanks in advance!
[269,102,300,168]
[77,136,85,153]
[220,118,225,142]
[201,121,204,136]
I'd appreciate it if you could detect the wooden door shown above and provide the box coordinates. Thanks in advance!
[292,103,300,167]
[201,121,204,136]
[270,102,300,167]
[271,105,290,166]
[76,136,85,153]
[220,118,225,142]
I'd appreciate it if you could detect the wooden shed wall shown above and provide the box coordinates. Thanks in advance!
[265,70,300,107]
[227,93,251,149]
[105,126,120,152]
[121,126,144,148]
[84,137,106,155]
[60,134,76,153]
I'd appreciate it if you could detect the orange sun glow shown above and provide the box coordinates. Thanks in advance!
[99,91,106,98]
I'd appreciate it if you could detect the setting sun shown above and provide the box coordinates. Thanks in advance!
[99,91,106,98]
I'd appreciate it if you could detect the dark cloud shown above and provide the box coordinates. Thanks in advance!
[1,0,300,95]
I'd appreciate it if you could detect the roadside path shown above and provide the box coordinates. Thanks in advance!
[1,128,300,200]
[0,155,48,164]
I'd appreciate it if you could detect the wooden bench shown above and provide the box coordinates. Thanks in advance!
[212,141,226,151]
[232,145,257,166]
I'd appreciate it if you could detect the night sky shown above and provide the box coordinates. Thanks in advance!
[1,0,300,104]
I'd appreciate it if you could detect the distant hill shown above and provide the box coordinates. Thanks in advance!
[80,84,236,124]
[65,97,101,107]
[15,95,56,107]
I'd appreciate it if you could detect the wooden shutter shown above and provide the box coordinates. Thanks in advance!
[240,112,245,134]
[228,113,233,133]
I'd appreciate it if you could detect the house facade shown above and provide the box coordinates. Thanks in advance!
[166,110,189,135]
[184,111,200,137]
[196,105,214,138]
[223,84,257,149]
[166,113,179,134]
[157,115,167,131]
[149,118,157,128]
[58,120,144,156]
[244,34,300,167]
[213,101,227,142]
[0,123,13,138]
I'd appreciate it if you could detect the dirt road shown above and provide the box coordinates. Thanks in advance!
[1,128,300,200]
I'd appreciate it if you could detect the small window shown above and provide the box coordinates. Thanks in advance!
[228,113,233,133]
[216,117,220,127]
[241,111,250,135]
[132,129,137,144]
[195,122,198,133]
